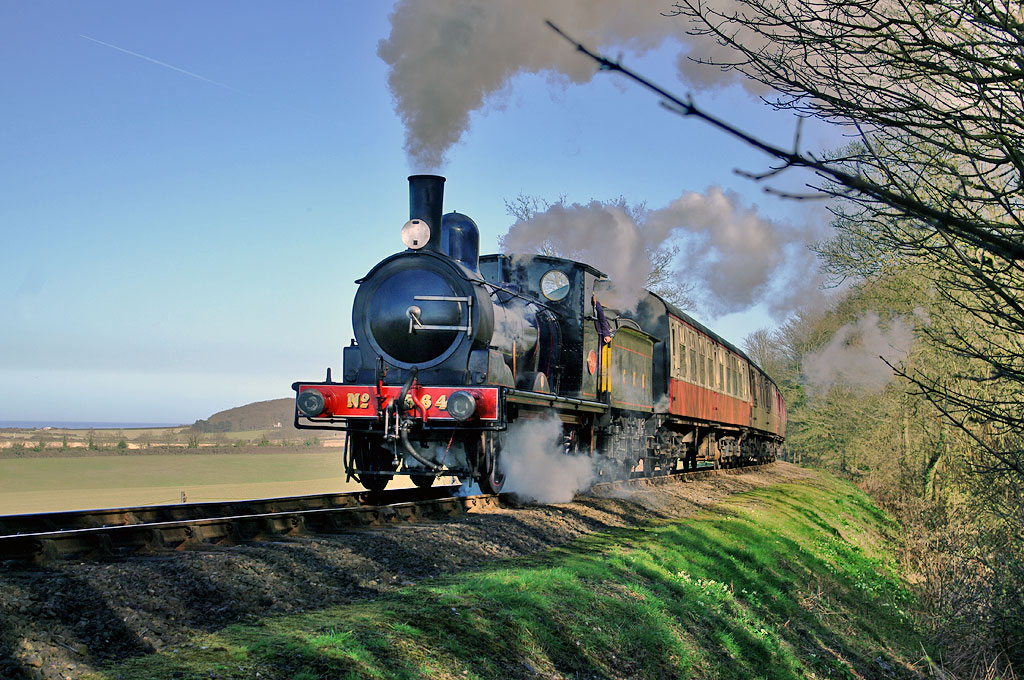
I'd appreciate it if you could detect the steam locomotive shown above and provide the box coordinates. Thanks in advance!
[292,176,785,493]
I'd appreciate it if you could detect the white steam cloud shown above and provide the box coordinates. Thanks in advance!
[378,1,755,170]
[501,201,650,310]
[499,415,597,504]
[801,312,916,395]
[501,186,823,316]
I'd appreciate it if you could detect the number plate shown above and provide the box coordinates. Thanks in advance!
[297,385,499,421]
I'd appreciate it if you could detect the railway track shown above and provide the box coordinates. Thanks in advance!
[0,463,769,563]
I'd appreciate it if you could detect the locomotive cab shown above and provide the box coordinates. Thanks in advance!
[479,253,605,397]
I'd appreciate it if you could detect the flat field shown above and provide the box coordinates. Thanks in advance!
[0,449,369,515]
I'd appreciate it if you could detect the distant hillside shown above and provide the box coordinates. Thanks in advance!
[191,398,298,432]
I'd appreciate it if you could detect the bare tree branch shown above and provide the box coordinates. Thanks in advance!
[546,19,1024,263]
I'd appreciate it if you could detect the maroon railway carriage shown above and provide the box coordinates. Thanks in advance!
[597,283,787,474]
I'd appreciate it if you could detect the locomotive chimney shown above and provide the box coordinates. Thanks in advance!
[408,174,446,253]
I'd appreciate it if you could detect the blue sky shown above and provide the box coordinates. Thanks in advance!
[1,2,839,423]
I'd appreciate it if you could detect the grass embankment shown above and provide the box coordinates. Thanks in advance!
[95,472,929,680]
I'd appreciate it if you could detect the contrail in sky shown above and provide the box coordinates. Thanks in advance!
[78,33,333,121]
[79,34,244,94]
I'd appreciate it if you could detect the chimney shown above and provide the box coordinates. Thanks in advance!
[408,175,445,253]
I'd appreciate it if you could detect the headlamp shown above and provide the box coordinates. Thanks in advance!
[297,389,326,417]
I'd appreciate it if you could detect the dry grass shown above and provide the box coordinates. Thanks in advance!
[0,450,371,514]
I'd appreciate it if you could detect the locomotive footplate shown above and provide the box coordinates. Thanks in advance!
[504,388,607,420]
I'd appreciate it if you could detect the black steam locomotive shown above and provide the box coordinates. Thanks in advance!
[293,175,785,494]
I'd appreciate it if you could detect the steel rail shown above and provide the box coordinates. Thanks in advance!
[0,485,459,537]
[0,489,494,563]
[0,463,773,563]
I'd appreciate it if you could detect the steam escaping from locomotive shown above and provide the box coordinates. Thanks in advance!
[501,187,825,317]
[801,312,916,395]
[502,202,649,310]
[500,416,598,504]
[378,0,765,170]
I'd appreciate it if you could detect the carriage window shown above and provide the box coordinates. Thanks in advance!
[540,270,570,300]
[679,331,687,380]
[671,325,683,378]
[670,326,678,377]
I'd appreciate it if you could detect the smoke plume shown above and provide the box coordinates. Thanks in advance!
[501,186,823,316]
[501,201,649,309]
[381,1,824,319]
[801,312,916,395]
[378,1,752,170]
[499,415,597,504]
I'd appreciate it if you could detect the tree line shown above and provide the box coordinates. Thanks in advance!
[546,1,1024,674]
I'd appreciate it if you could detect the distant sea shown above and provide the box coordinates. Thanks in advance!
[0,421,184,430]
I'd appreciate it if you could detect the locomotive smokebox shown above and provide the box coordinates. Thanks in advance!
[408,174,446,253]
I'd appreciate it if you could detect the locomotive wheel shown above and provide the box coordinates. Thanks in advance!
[359,469,390,492]
[475,431,506,494]
[410,473,435,488]
[351,435,396,492]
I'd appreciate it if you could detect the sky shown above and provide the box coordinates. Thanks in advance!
[1,1,842,424]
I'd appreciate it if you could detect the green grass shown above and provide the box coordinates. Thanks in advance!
[93,473,928,679]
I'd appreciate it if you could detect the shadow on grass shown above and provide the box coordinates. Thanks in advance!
[0,540,375,678]
[103,478,928,680]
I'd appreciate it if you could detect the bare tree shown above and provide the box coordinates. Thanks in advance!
[553,4,1024,260]
[678,0,1024,500]
[742,328,775,372]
